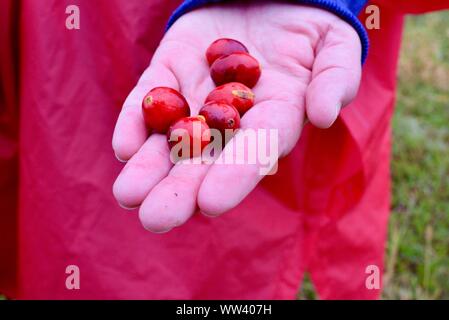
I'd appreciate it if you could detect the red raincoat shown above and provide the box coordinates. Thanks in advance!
[0,0,448,299]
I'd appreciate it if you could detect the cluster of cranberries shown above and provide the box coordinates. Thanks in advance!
[142,39,261,159]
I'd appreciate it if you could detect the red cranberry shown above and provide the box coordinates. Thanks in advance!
[206,38,248,66]
[167,116,211,159]
[199,102,240,136]
[142,87,190,133]
[205,82,255,116]
[210,52,261,88]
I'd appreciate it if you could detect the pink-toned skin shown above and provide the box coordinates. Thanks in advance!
[112,3,361,233]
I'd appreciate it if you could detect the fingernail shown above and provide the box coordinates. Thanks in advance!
[150,228,173,234]
[114,152,127,163]
[144,222,174,234]
[117,202,138,211]
[201,210,218,218]
[334,102,342,120]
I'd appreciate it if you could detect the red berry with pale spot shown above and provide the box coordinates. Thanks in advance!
[205,82,255,115]
[206,38,249,66]
[199,102,240,136]
[210,52,261,88]
[167,116,211,159]
[142,87,190,133]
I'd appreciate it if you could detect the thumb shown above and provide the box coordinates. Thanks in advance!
[306,21,362,128]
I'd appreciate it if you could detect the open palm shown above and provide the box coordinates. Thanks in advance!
[112,2,362,232]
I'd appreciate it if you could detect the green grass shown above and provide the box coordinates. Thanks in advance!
[299,11,449,300]
[383,11,449,300]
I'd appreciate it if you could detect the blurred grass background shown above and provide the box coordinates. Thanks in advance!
[383,10,449,300]
[300,11,449,300]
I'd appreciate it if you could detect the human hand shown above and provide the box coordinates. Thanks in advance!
[112,2,362,232]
